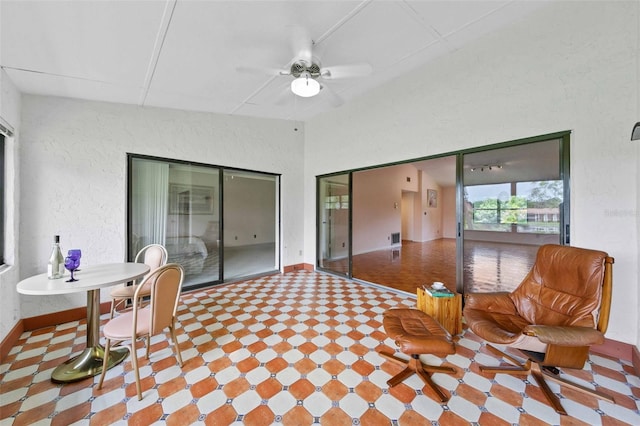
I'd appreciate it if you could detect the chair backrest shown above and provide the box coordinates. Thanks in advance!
[135,244,168,285]
[135,243,168,269]
[510,244,613,329]
[133,263,184,335]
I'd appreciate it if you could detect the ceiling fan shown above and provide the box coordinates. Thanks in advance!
[238,27,373,106]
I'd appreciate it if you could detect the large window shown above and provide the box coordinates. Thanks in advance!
[465,180,562,234]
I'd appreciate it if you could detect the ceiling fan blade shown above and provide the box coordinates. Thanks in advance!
[236,66,289,76]
[290,25,313,65]
[320,84,344,107]
[320,63,373,80]
[274,89,294,106]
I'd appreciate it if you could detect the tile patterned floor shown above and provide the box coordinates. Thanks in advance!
[1,271,639,425]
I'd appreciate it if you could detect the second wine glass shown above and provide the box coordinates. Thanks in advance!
[65,250,81,282]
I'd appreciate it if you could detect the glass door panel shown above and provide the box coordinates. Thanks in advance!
[222,170,279,280]
[350,158,457,294]
[461,138,566,293]
[317,174,350,277]
[129,157,221,290]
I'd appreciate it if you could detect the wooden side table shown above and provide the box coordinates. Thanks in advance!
[416,288,462,336]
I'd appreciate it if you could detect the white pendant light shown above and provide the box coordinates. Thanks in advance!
[291,73,320,97]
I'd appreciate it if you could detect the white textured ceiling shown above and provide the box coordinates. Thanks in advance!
[1,0,549,122]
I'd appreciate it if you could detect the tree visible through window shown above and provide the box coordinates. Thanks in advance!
[465,180,562,234]
[472,196,527,226]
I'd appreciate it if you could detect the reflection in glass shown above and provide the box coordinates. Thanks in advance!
[129,157,280,288]
[130,158,221,289]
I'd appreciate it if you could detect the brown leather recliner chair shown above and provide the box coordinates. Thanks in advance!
[463,244,614,415]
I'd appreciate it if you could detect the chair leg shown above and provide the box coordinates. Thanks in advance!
[131,340,142,401]
[379,351,414,386]
[479,346,562,413]
[111,297,129,318]
[479,344,531,374]
[379,350,408,366]
[387,365,415,386]
[109,300,117,319]
[169,323,183,367]
[415,361,449,403]
[423,364,456,374]
[478,344,615,415]
[97,338,111,389]
[478,345,563,413]
[379,351,455,403]
[540,363,615,404]
[530,363,567,415]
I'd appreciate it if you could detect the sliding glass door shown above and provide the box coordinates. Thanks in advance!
[129,155,280,289]
[460,136,569,293]
[317,173,351,277]
[315,133,569,299]
[223,170,280,279]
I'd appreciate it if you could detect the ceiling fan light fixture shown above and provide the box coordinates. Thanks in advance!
[291,73,320,97]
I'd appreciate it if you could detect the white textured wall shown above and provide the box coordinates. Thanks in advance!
[305,1,639,345]
[18,96,304,318]
[0,68,22,343]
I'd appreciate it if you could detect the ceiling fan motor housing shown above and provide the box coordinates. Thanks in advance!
[290,61,321,79]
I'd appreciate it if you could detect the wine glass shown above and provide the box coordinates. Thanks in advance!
[65,250,81,282]
[68,249,82,271]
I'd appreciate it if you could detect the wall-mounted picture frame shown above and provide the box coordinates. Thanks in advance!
[427,189,438,208]
[169,184,215,215]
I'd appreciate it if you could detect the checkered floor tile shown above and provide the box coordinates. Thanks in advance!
[1,271,639,425]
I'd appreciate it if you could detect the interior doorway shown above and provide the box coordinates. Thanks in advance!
[401,191,415,242]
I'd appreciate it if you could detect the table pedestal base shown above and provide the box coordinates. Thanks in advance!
[51,346,129,383]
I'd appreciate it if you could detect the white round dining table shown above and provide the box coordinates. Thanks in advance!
[17,262,150,383]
